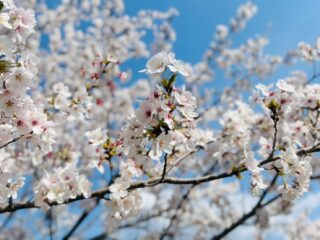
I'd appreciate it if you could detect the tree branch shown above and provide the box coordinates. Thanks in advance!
[0,133,29,149]
[211,194,281,240]
[306,71,320,85]
[159,163,219,239]
[166,134,229,174]
[0,144,319,214]
[62,199,100,240]
[267,108,278,161]
[211,174,279,240]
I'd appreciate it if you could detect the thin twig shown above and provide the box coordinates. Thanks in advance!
[62,198,100,240]
[161,154,168,181]
[159,164,218,240]
[311,174,320,180]
[0,212,14,230]
[267,109,278,161]
[0,134,26,149]
[306,72,320,85]
[46,208,54,240]
[211,194,281,240]
[211,174,279,240]
[167,134,229,174]
[118,207,171,230]
[159,186,193,240]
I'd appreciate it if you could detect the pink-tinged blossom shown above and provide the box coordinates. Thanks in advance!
[149,132,173,160]
[244,150,267,195]
[135,102,155,125]
[34,166,91,209]
[141,51,172,74]
[245,150,263,174]
[109,178,130,201]
[10,8,36,40]
[25,110,48,134]
[120,159,143,179]
[6,68,33,94]
[52,82,71,98]
[276,79,295,92]
[177,106,198,120]
[0,125,13,147]
[174,88,197,108]
[141,51,190,76]
[258,137,272,158]
[85,127,106,146]
[167,59,191,76]
[274,149,312,200]
[0,150,25,207]
[106,190,142,220]
[256,83,274,97]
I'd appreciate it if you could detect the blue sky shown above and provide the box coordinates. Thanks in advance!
[125,0,320,62]
[123,0,320,95]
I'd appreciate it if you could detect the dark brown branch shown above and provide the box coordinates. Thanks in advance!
[211,194,281,240]
[0,212,14,230]
[167,134,230,174]
[159,186,194,240]
[0,144,319,214]
[0,133,27,149]
[161,153,168,181]
[311,174,320,180]
[123,208,170,229]
[211,174,279,240]
[159,164,217,240]
[47,208,54,240]
[88,233,107,240]
[256,174,279,207]
[87,208,172,239]
[267,108,278,161]
[62,199,100,240]
[312,109,320,128]
[307,72,320,85]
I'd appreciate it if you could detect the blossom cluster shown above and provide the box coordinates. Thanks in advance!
[121,52,198,167]
[298,38,320,62]
[0,1,55,151]
[106,52,216,219]
[212,72,319,200]
[230,1,257,32]
[0,0,55,207]
[250,77,319,199]
[34,165,91,209]
[0,149,24,207]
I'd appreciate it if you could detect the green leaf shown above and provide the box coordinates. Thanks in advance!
[0,1,4,11]
[161,79,168,89]
[267,99,280,111]
[167,73,176,94]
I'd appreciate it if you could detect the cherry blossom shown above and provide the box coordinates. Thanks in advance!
[0,1,320,239]
[34,166,91,209]
[141,51,190,76]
